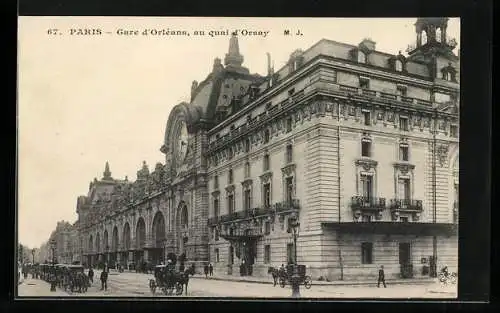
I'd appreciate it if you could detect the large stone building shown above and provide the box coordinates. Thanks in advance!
[77,18,459,280]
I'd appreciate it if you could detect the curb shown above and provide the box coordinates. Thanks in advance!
[191,276,435,287]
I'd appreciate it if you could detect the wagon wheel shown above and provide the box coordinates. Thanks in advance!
[279,277,286,288]
[175,282,183,295]
[304,276,312,289]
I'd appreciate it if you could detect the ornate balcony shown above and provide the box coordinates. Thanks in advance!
[350,196,386,220]
[207,199,301,226]
[389,199,423,221]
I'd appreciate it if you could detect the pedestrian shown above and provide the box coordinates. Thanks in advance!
[100,268,108,291]
[88,267,94,284]
[377,265,386,288]
[204,264,209,278]
[209,263,213,276]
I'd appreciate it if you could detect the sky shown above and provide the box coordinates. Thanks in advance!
[17,17,460,249]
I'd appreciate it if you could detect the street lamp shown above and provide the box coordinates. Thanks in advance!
[288,213,301,298]
[50,239,57,292]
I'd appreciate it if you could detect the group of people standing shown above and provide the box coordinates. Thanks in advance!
[86,264,109,291]
[203,263,214,278]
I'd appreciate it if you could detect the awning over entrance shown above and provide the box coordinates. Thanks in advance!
[219,234,263,242]
[322,222,457,236]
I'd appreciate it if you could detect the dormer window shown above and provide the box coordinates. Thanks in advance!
[395,60,403,72]
[357,51,366,63]
[441,63,457,82]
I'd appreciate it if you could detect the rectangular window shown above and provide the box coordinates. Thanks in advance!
[215,248,219,262]
[287,243,295,264]
[264,129,270,143]
[361,242,373,264]
[263,154,270,171]
[399,117,409,131]
[285,177,294,203]
[286,117,292,133]
[286,144,293,163]
[361,140,372,157]
[399,145,409,161]
[397,85,407,97]
[229,246,234,265]
[363,111,371,126]
[400,217,409,223]
[263,183,271,207]
[214,228,219,241]
[359,77,370,89]
[264,221,271,235]
[228,170,233,184]
[450,125,458,138]
[264,245,271,264]
[213,198,219,217]
[244,189,251,210]
[245,138,250,152]
[214,176,219,189]
[398,178,411,201]
[228,194,234,214]
[360,174,373,199]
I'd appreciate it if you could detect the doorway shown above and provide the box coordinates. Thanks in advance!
[399,242,413,278]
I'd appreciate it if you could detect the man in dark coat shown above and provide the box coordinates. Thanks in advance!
[88,268,94,284]
[377,265,386,288]
[209,263,214,276]
[204,264,209,278]
[100,268,108,291]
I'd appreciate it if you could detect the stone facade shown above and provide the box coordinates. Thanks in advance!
[69,18,458,280]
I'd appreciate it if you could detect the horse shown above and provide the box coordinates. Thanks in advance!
[174,265,196,296]
[268,267,280,286]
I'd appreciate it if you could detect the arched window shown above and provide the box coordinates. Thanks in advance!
[436,28,442,42]
[395,60,403,72]
[422,31,428,45]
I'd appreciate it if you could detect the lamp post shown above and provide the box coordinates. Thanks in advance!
[31,248,35,264]
[50,239,57,291]
[288,213,300,298]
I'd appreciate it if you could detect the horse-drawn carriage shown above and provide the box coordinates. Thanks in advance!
[148,264,194,296]
[51,264,89,293]
[269,264,312,289]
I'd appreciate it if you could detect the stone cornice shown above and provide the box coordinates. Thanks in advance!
[241,178,253,188]
[355,158,378,171]
[259,171,273,182]
[393,162,416,174]
[281,163,296,177]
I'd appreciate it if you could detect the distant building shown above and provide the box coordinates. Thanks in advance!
[73,18,458,280]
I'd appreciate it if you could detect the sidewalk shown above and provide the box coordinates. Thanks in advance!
[192,273,436,286]
[18,278,68,297]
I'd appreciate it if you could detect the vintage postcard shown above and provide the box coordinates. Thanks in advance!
[17,16,460,298]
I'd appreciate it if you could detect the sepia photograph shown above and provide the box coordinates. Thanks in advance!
[17,16,460,299]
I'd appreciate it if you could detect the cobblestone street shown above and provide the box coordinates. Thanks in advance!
[18,271,457,298]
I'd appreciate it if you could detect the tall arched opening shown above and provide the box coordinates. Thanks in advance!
[122,223,131,267]
[176,203,189,256]
[111,226,119,266]
[135,217,146,265]
[95,232,101,266]
[151,211,166,265]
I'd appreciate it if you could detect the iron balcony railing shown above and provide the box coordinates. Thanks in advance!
[389,199,423,212]
[207,199,300,226]
[350,196,386,210]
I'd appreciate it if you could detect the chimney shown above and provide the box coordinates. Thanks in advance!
[359,38,376,52]
[191,80,198,100]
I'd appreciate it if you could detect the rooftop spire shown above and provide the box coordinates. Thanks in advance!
[103,161,112,180]
[224,34,244,67]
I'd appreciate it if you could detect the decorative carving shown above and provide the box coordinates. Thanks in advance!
[225,184,235,193]
[259,171,273,183]
[387,112,395,122]
[355,159,378,171]
[393,162,416,174]
[241,178,253,188]
[281,163,296,177]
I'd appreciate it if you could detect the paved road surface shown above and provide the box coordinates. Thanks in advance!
[18,271,457,298]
